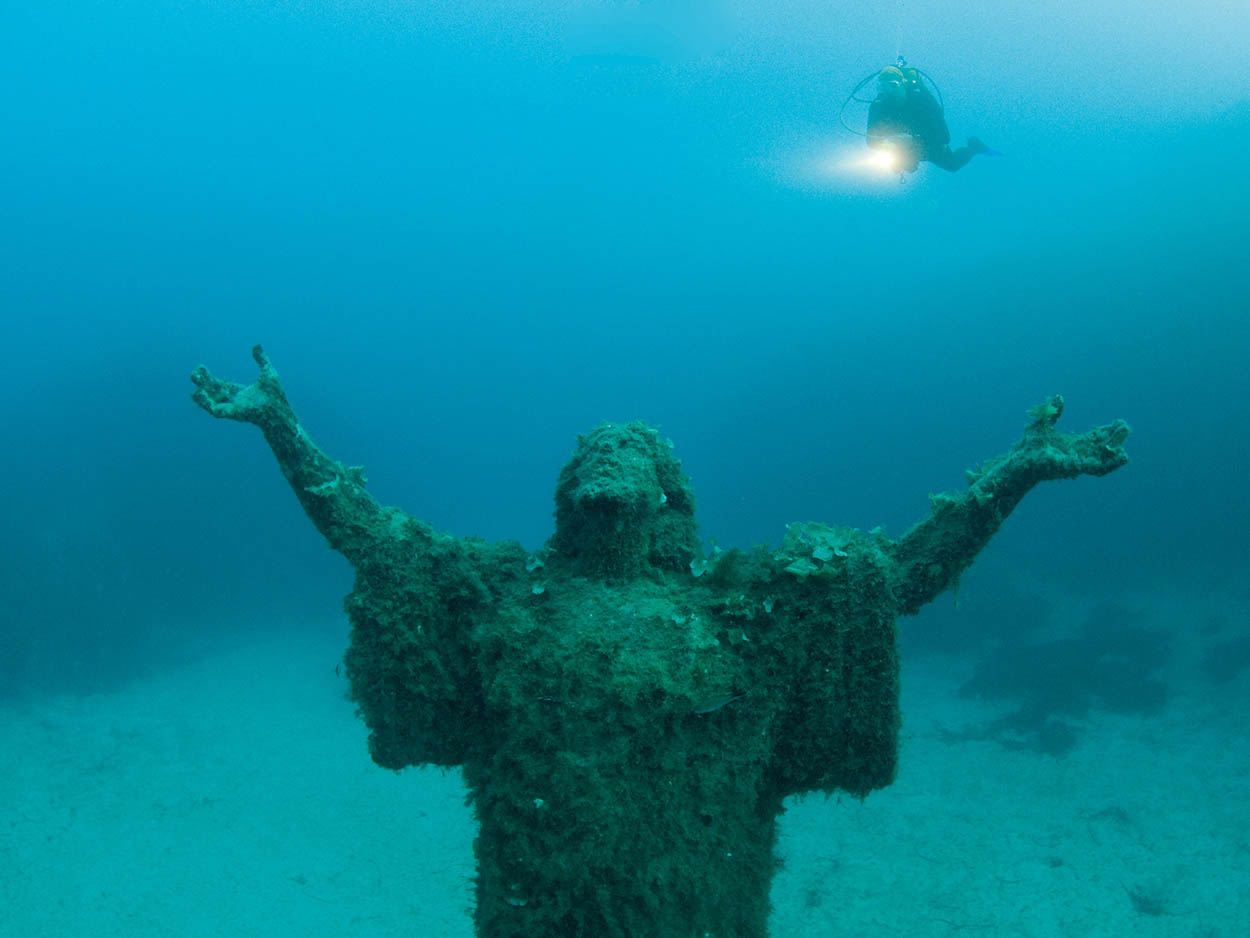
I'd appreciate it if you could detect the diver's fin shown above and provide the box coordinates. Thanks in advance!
[968,137,1002,157]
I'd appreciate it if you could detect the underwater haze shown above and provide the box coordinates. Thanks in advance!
[3,0,1249,935]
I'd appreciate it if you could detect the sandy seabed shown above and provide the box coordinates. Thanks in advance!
[3,590,1247,938]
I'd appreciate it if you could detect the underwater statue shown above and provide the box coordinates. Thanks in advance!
[191,346,1130,938]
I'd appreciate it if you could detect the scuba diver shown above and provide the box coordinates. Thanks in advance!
[847,62,995,175]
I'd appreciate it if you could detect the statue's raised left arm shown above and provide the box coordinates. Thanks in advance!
[888,396,1130,615]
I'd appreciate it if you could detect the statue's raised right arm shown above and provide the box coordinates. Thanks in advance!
[193,346,507,772]
[190,344,400,566]
[888,396,1130,614]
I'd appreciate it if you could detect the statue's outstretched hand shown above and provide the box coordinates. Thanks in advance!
[1014,396,1130,481]
[891,395,1131,615]
[190,345,397,561]
[191,345,290,426]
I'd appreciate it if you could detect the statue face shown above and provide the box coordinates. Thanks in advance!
[552,422,698,577]
[563,432,664,515]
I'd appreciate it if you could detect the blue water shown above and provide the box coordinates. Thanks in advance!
[2,1,1248,931]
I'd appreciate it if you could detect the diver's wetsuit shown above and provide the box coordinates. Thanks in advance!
[867,82,980,172]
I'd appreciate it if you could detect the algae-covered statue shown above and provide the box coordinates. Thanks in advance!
[191,346,1130,938]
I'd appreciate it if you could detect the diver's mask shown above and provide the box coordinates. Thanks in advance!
[876,77,905,104]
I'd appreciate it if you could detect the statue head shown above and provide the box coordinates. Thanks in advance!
[550,422,698,580]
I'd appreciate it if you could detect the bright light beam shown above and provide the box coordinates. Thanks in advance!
[764,137,909,194]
